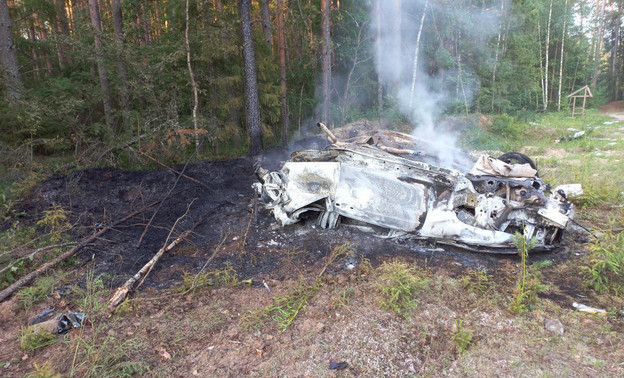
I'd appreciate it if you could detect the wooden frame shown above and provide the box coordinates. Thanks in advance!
[566,85,593,117]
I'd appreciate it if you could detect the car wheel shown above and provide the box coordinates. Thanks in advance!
[498,152,537,170]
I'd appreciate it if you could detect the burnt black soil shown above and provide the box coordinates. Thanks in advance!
[14,150,579,293]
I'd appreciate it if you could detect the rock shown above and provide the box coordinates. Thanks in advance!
[544,318,564,335]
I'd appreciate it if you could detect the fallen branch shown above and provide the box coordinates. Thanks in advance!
[129,146,212,191]
[108,200,196,313]
[0,242,76,277]
[0,200,161,303]
[135,142,200,249]
[107,229,193,314]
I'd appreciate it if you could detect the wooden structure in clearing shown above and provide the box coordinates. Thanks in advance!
[567,85,593,117]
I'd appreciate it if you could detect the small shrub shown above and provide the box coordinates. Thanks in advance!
[268,280,321,332]
[20,326,58,352]
[452,319,473,354]
[242,280,321,332]
[582,230,624,296]
[461,266,493,294]
[36,204,71,243]
[376,260,429,319]
[179,264,239,293]
[509,233,547,315]
[17,275,58,310]
[25,362,61,378]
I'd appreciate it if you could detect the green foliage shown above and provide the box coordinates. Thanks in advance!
[376,260,429,319]
[179,264,239,294]
[452,319,473,354]
[461,266,493,294]
[17,275,59,311]
[509,233,547,315]
[36,204,71,243]
[20,326,58,352]
[582,227,624,296]
[268,280,321,332]
[242,280,321,332]
[25,362,61,378]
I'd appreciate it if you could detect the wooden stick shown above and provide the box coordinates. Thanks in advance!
[0,242,76,276]
[0,200,160,303]
[108,228,192,314]
[129,146,212,191]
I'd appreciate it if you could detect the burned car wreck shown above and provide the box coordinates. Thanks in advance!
[253,123,579,253]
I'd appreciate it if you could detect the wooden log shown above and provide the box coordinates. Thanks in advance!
[107,229,192,314]
[0,200,161,303]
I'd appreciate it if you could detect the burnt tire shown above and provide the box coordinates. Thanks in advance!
[498,152,537,170]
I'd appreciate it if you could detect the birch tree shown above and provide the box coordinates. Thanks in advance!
[320,0,331,125]
[544,0,553,111]
[557,0,569,111]
[409,0,428,109]
[185,0,200,152]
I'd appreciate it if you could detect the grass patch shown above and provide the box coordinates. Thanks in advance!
[509,234,547,315]
[178,264,239,294]
[452,319,473,354]
[16,274,61,311]
[241,279,321,332]
[20,326,59,352]
[376,260,429,319]
[460,266,493,294]
[582,226,624,296]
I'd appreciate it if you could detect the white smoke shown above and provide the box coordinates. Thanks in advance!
[373,0,508,171]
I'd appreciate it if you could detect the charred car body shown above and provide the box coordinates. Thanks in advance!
[253,123,579,253]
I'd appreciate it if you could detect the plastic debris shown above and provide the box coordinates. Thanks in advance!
[329,361,348,370]
[56,312,86,334]
[572,302,607,315]
[544,318,564,335]
[262,280,271,293]
[29,307,55,325]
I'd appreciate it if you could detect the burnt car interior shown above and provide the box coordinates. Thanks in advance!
[253,123,580,253]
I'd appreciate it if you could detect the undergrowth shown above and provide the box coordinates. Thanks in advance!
[17,274,61,311]
[452,319,473,354]
[582,226,624,296]
[242,279,321,332]
[509,233,547,315]
[179,264,240,294]
[20,326,59,352]
[376,260,429,319]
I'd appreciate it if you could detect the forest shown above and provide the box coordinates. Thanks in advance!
[2,1,624,376]
[0,0,622,160]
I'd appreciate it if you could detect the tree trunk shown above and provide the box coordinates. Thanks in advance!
[592,0,604,88]
[491,0,505,111]
[409,0,428,109]
[544,0,552,111]
[28,22,41,79]
[376,0,383,115]
[320,0,331,125]
[185,0,200,153]
[36,16,55,75]
[390,0,401,92]
[277,0,288,145]
[341,18,367,125]
[0,0,23,102]
[538,19,545,110]
[237,0,263,155]
[112,0,129,123]
[557,0,568,111]
[88,0,114,132]
[259,0,272,50]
